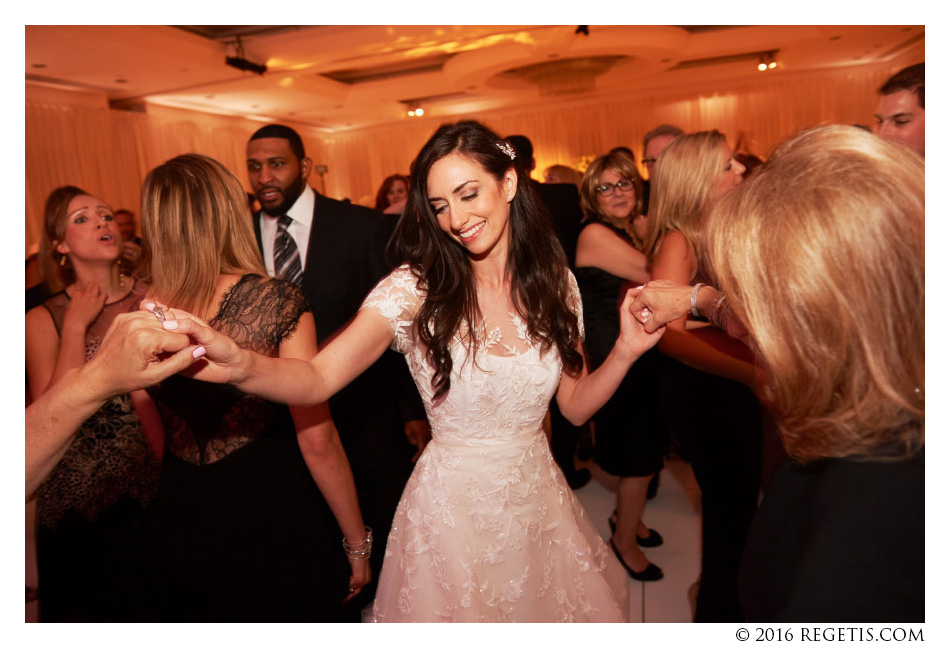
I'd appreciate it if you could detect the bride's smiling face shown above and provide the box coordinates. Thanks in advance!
[427,152,517,259]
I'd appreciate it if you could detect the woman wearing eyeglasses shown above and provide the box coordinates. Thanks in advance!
[574,152,667,581]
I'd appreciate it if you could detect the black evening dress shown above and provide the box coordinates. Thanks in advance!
[34,285,162,622]
[739,448,924,622]
[574,221,669,479]
[147,275,350,622]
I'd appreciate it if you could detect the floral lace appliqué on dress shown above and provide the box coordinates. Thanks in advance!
[364,265,628,622]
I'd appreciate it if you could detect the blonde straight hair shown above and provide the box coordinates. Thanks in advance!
[140,154,266,320]
[642,130,726,262]
[706,125,924,462]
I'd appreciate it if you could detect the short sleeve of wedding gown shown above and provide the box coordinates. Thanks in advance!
[360,264,425,355]
[565,269,585,341]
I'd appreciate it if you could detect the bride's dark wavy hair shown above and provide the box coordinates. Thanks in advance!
[388,120,583,399]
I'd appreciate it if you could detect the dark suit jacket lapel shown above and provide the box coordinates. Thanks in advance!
[252,210,265,258]
[305,192,335,273]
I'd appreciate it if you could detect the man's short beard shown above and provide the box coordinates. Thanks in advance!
[260,173,306,216]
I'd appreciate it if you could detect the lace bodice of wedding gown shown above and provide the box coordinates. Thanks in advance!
[364,264,576,445]
[364,265,628,622]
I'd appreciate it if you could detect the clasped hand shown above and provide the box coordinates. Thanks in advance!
[139,301,243,385]
[628,280,694,333]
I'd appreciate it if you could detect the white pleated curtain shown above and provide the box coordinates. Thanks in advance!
[26,64,894,256]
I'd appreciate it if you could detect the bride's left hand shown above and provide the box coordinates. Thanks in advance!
[140,301,246,385]
[617,287,665,359]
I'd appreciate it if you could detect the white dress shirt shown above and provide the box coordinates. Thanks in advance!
[259,184,316,276]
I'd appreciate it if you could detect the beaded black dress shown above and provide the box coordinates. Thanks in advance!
[34,284,162,621]
[146,275,350,622]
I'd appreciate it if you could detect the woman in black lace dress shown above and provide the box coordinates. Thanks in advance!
[139,154,369,621]
[25,186,163,621]
[574,153,667,581]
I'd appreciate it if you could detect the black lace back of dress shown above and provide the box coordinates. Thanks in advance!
[148,275,310,465]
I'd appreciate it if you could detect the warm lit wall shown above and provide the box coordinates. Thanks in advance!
[25,57,918,256]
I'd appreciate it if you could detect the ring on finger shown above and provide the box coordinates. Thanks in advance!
[152,305,166,323]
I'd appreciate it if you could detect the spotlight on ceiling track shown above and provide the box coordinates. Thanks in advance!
[403,101,424,117]
[757,51,778,72]
[226,56,267,75]
[225,36,267,76]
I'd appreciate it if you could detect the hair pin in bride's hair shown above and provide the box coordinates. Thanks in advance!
[495,141,516,161]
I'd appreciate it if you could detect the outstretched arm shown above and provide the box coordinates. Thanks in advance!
[27,312,202,498]
[155,301,396,407]
[632,280,748,340]
[648,232,757,387]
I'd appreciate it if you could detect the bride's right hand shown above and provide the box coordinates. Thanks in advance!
[141,301,244,385]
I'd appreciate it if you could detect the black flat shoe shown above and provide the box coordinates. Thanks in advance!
[607,511,664,547]
[608,538,663,582]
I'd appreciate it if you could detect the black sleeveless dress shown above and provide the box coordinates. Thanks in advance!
[574,221,669,477]
[35,284,162,621]
[146,275,350,621]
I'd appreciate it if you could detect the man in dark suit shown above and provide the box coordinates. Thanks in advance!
[246,124,429,617]
[506,134,591,489]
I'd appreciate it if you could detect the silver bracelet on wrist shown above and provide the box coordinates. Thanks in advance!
[690,283,705,318]
[710,292,730,330]
[343,526,373,561]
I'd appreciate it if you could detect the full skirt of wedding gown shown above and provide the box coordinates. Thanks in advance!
[365,266,629,622]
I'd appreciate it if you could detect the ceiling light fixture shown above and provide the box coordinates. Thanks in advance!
[225,36,267,76]
[757,51,778,72]
[404,101,424,117]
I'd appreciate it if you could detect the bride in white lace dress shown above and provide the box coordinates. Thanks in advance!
[158,121,664,622]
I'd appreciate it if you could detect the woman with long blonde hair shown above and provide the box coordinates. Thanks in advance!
[140,153,369,621]
[645,130,762,622]
[633,125,923,621]
[26,185,163,621]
